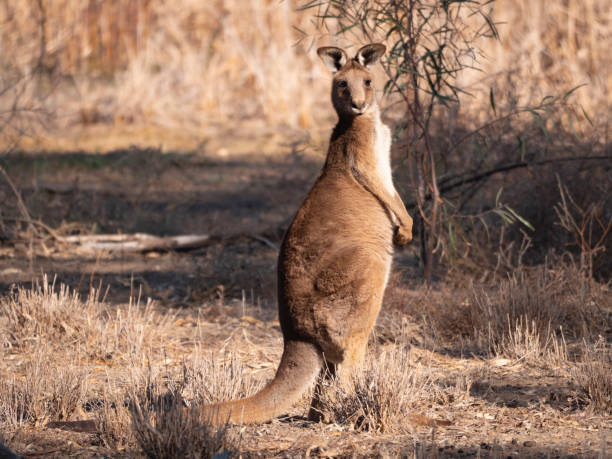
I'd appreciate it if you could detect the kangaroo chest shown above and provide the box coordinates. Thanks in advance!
[372,117,394,196]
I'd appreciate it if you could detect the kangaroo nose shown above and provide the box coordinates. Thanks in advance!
[351,100,366,113]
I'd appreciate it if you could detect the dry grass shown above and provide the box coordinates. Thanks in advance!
[129,386,238,459]
[1,0,609,148]
[0,350,86,426]
[94,384,134,452]
[94,351,259,456]
[0,277,165,449]
[0,0,326,139]
[0,276,264,455]
[0,275,102,348]
[416,259,611,359]
[467,0,612,124]
[571,339,612,414]
[0,268,611,456]
[0,275,177,363]
[182,351,265,405]
[496,316,569,367]
[316,348,435,433]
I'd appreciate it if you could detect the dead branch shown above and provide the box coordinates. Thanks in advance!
[58,233,212,253]
[57,231,282,254]
[404,154,612,209]
[438,155,611,194]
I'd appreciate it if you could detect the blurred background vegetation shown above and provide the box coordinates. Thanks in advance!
[1,0,609,138]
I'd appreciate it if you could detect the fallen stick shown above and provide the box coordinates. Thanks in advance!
[58,232,281,253]
[58,233,212,253]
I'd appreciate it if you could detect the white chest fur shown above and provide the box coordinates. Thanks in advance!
[373,116,395,196]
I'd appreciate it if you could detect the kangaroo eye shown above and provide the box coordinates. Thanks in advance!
[364,79,372,87]
[337,80,348,88]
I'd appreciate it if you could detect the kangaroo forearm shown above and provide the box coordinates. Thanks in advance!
[390,194,412,229]
[350,166,411,228]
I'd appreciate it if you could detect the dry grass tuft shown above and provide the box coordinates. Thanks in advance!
[94,387,134,452]
[0,275,102,348]
[571,339,612,414]
[0,275,177,363]
[496,316,569,367]
[317,348,435,433]
[0,350,86,426]
[129,385,239,459]
[424,259,611,360]
[182,351,265,405]
[94,351,258,454]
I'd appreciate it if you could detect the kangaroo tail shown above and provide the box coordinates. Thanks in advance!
[202,340,323,425]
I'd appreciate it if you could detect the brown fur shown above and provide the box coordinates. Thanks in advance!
[202,44,413,425]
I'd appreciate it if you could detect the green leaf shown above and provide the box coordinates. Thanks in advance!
[495,187,504,207]
[517,136,526,161]
[478,215,490,240]
[562,83,586,102]
[506,206,535,231]
[383,79,394,95]
[297,0,324,11]
[338,22,358,34]
[541,95,555,106]
[494,209,513,225]
[565,107,579,141]
[581,105,594,127]
[292,25,307,36]
[447,221,456,251]
[481,11,500,40]
[528,108,549,142]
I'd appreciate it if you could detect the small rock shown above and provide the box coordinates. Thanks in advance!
[523,440,536,447]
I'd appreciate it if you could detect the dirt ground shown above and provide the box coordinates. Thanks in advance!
[0,129,324,304]
[0,128,610,457]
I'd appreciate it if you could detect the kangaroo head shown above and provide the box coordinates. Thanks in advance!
[317,43,386,118]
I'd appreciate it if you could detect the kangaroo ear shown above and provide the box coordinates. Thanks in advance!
[317,46,348,73]
[355,43,386,68]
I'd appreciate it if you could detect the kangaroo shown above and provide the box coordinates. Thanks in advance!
[203,43,413,425]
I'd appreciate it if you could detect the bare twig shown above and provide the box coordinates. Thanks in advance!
[0,163,41,238]
[250,235,279,251]
[554,175,612,276]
